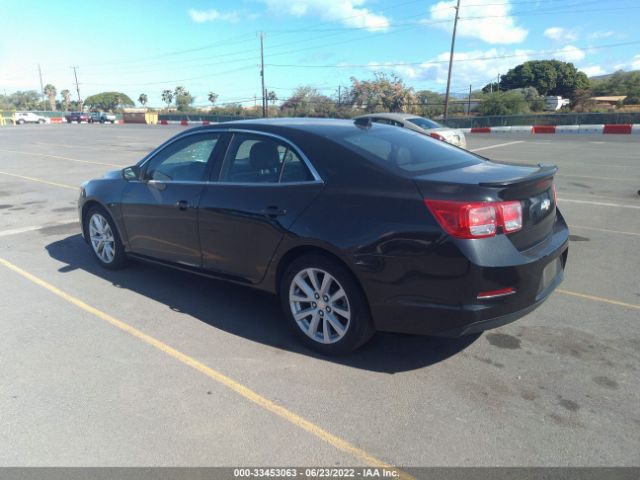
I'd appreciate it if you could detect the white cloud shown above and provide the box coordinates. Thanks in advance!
[261,0,389,31]
[188,8,246,23]
[426,0,527,44]
[368,48,535,87]
[580,65,605,77]
[589,30,615,40]
[632,55,640,70]
[544,27,578,42]
[553,45,586,62]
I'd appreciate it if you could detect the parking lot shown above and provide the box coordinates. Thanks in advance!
[0,124,638,468]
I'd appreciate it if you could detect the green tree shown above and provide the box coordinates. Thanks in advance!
[500,60,589,98]
[174,86,194,111]
[591,70,640,100]
[60,89,71,111]
[43,84,56,111]
[161,89,173,108]
[83,92,134,111]
[280,86,336,117]
[478,91,530,116]
[138,93,148,106]
[4,90,41,110]
[521,87,545,111]
[267,90,277,109]
[349,72,415,112]
[207,92,219,106]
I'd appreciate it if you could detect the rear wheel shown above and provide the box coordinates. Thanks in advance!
[84,206,127,269]
[280,254,374,355]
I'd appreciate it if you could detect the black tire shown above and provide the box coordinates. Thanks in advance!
[83,206,127,270]
[280,254,374,355]
[77,119,81,124]
[17,119,24,125]
[38,119,45,124]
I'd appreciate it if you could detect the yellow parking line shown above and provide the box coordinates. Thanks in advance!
[557,289,640,310]
[0,256,411,479]
[0,171,77,190]
[0,148,120,167]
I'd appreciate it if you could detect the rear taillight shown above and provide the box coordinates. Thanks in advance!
[429,132,445,141]
[425,199,523,239]
[498,201,523,233]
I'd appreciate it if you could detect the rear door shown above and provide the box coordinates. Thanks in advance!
[120,132,225,266]
[198,132,323,284]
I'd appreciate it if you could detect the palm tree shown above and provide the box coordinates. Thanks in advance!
[43,84,56,111]
[138,93,148,107]
[60,89,71,111]
[267,90,278,109]
[208,92,218,106]
[161,89,173,109]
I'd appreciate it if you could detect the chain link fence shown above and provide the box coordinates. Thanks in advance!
[443,112,640,128]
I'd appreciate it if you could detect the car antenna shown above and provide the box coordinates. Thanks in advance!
[354,117,372,129]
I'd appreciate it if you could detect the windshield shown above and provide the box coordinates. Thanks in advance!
[406,117,443,129]
[332,124,478,175]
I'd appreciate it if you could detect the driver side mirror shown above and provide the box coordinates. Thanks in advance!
[122,165,141,181]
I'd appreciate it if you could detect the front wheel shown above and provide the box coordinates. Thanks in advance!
[84,207,127,269]
[280,254,374,355]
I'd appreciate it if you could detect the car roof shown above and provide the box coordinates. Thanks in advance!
[186,117,399,136]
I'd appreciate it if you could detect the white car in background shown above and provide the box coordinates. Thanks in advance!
[15,112,49,124]
[354,113,467,149]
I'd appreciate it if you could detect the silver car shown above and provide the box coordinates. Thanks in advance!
[354,113,467,149]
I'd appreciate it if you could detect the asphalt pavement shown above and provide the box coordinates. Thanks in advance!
[0,124,638,469]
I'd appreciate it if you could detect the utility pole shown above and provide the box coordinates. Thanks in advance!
[496,73,500,92]
[467,84,472,116]
[38,64,45,109]
[259,32,266,118]
[442,0,461,123]
[71,66,82,109]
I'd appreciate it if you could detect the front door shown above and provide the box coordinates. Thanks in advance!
[120,132,225,267]
[198,132,323,283]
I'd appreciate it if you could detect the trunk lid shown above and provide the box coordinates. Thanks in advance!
[415,161,557,251]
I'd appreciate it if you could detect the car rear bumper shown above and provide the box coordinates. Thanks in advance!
[361,213,569,337]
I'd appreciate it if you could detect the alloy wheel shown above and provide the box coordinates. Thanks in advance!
[89,213,115,264]
[289,268,351,344]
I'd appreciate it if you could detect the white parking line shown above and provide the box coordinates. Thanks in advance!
[0,219,78,238]
[570,225,640,237]
[560,198,640,209]
[470,141,525,152]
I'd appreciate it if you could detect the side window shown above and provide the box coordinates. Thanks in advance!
[220,134,313,184]
[145,134,219,182]
[372,118,401,127]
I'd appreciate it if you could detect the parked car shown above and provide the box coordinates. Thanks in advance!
[89,111,116,124]
[78,119,568,355]
[354,113,467,149]
[65,112,90,123]
[15,112,48,124]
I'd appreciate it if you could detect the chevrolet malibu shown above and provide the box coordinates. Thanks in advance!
[79,118,568,355]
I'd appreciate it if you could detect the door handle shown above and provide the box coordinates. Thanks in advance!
[263,206,287,217]
[176,200,190,211]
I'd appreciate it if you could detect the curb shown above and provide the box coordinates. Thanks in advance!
[464,124,640,135]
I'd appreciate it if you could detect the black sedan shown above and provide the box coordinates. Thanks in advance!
[79,118,569,355]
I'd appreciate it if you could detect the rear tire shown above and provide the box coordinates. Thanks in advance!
[84,206,127,270]
[280,254,374,355]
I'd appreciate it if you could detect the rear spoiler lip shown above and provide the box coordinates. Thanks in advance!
[479,164,558,188]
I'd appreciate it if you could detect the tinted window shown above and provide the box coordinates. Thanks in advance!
[333,125,477,174]
[145,134,219,182]
[220,134,313,183]
[406,117,443,129]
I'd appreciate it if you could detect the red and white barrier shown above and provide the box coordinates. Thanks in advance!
[464,124,640,135]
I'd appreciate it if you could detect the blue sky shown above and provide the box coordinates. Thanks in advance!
[1,0,639,107]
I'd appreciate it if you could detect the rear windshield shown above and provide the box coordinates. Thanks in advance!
[406,117,442,129]
[332,124,478,175]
